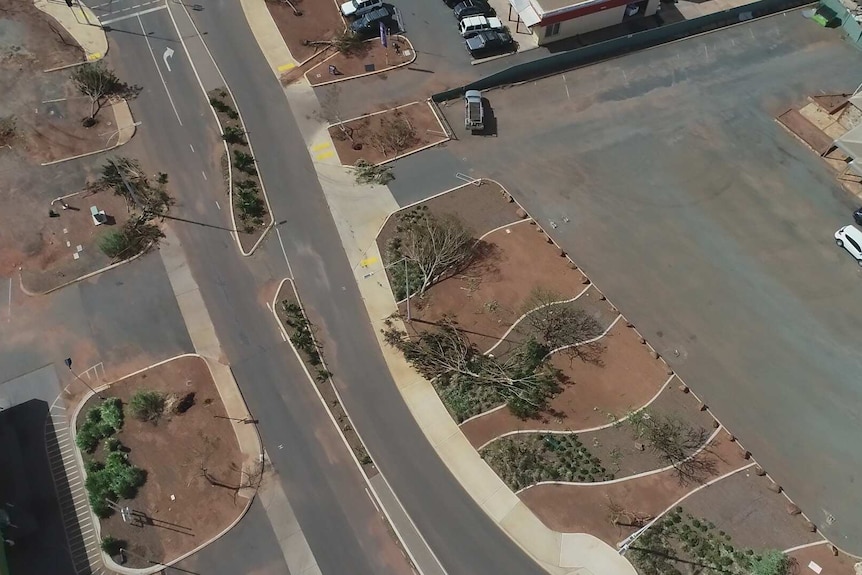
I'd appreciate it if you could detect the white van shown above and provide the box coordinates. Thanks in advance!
[341,0,383,18]
[458,15,503,38]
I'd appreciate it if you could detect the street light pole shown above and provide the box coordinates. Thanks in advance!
[404,258,411,322]
[64,358,104,400]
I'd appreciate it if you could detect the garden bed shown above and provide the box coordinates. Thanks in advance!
[266,0,346,63]
[377,180,520,253]
[307,36,413,85]
[462,316,673,448]
[18,183,131,294]
[519,429,745,544]
[74,356,244,568]
[208,88,270,252]
[328,102,448,166]
[680,467,823,551]
[275,280,377,476]
[789,543,857,575]
[398,222,588,352]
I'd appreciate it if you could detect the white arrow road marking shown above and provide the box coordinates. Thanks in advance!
[163,46,175,72]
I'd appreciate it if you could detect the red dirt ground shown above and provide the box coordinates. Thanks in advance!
[462,321,670,447]
[520,430,746,544]
[18,185,131,294]
[789,543,859,575]
[1,0,85,70]
[681,467,823,551]
[307,36,412,85]
[76,356,245,568]
[330,102,447,165]
[377,180,519,252]
[402,222,587,351]
[266,0,346,63]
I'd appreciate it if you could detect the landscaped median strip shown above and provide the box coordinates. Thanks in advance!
[269,278,448,575]
[208,88,274,256]
[66,354,262,574]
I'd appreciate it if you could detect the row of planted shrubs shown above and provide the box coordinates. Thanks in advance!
[76,390,179,518]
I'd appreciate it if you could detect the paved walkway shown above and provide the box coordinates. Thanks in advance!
[33,0,108,64]
[238,2,637,574]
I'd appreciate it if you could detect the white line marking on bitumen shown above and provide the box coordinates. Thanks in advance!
[100,4,166,25]
[139,14,182,126]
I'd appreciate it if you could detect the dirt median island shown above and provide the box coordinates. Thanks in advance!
[75,356,245,568]
[307,36,413,85]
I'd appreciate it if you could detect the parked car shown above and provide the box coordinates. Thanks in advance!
[834,224,862,266]
[453,0,492,20]
[443,0,462,7]
[465,29,514,57]
[350,5,396,34]
[341,0,383,18]
[458,15,503,38]
[854,207,862,226]
[464,90,484,131]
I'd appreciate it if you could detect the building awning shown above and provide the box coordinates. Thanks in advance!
[509,0,542,26]
[835,122,862,176]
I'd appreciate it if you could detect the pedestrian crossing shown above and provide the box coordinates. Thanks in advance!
[45,404,109,575]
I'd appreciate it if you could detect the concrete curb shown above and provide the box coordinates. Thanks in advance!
[472,373,677,448]
[305,35,417,87]
[40,98,137,166]
[18,239,154,297]
[66,353,260,575]
[33,0,107,64]
[328,101,450,168]
[270,279,447,575]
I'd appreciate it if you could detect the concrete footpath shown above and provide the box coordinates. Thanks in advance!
[159,227,324,575]
[33,0,107,65]
[238,2,638,574]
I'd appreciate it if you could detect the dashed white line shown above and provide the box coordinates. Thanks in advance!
[276,226,295,279]
[189,143,195,153]
[215,200,221,210]
[201,170,207,181]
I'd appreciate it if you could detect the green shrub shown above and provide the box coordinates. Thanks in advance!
[222,125,246,145]
[76,398,123,453]
[128,390,166,423]
[104,437,123,452]
[101,535,124,556]
[233,150,256,175]
[84,451,146,517]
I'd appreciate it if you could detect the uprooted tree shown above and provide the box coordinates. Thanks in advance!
[370,111,419,157]
[70,63,132,126]
[605,496,653,529]
[627,410,714,484]
[93,157,173,259]
[384,318,560,419]
[386,206,477,299]
[193,435,265,502]
[522,287,605,363]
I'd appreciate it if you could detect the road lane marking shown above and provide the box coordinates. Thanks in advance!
[138,14,182,126]
[315,150,334,161]
[275,226,294,279]
[215,201,221,210]
[100,4,166,25]
[201,170,207,180]
[277,63,296,73]
[189,143,195,152]
[311,142,331,152]
[360,256,377,267]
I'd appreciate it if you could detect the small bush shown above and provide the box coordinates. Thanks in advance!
[233,150,256,176]
[76,398,124,453]
[353,159,393,185]
[222,125,246,145]
[128,390,166,423]
[0,115,17,147]
[101,535,124,556]
[104,437,123,452]
[85,452,146,517]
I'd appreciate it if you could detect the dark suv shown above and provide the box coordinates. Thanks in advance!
[350,5,396,35]
[465,29,514,57]
[453,0,492,19]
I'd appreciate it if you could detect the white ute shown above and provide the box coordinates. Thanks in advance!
[341,0,383,17]
[835,224,862,266]
[458,15,503,37]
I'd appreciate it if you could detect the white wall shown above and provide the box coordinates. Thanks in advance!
[536,4,626,44]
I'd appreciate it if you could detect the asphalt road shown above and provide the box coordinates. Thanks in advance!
[417,13,862,553]
[106,6,414,575]
[184,2,546,573]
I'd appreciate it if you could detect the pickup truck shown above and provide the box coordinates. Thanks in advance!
[464,90,484,132]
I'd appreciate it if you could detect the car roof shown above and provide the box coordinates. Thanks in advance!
[841,224,862,242]
[460,15,489,26]
[360,6,391,19]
